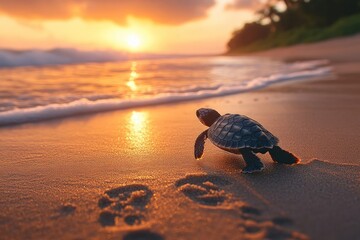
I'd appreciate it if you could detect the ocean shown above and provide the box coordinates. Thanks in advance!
[0,53,331,126]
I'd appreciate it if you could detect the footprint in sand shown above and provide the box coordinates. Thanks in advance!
[239,204,306,239]
[240,205,262,219]
[175,174,231,206]
[176,174,306,239]
[123,230,164,240]
[98,184,153,227]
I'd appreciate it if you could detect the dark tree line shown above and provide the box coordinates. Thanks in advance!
[227,0,360,52]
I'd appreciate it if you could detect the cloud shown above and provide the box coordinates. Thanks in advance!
[0,0,215,25]
[225,0,264,11]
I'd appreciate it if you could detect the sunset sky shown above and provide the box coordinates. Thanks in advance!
[0,0,264,54]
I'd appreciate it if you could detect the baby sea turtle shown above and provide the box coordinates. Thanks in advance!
[194,108,300,173]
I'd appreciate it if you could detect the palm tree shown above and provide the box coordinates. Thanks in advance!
[257,4,281,31]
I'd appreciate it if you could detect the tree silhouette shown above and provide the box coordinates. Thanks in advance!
[227,0,360,52]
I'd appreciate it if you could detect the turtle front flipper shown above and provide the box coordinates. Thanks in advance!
[194,130,208,160]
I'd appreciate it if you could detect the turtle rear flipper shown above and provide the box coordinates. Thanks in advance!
[194,130,208,160]
[269,146,300,164]
[240,149,264,173]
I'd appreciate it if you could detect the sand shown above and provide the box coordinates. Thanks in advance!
[1,35,360,240]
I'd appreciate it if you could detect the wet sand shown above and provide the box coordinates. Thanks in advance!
[1,35,360,239]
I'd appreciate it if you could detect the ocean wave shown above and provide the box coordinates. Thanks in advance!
[0,48,130,67]
[0,66,331,126]
[163,84,223,94]
[0,48,198,68]
[288,59,330,71]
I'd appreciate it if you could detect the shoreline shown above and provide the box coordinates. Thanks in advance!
[0,58,333,127]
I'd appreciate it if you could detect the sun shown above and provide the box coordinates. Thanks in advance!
[127,34,141,50]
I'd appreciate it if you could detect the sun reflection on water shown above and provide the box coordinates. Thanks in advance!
[126,61,138,92]
[126,111,151,153]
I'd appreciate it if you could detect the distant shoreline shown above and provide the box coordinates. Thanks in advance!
[241,34,360,64]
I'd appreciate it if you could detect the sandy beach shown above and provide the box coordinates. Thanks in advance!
[1,35,360,240]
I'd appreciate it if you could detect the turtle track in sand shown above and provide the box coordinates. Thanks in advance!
[175,174,308,239]
[97,184,153,227]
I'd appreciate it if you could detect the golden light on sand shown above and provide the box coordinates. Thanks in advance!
[126,33,141,50]
[130,111,146,129]
[126,111,151,153]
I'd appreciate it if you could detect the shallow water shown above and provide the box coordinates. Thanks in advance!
[0,56,330,125]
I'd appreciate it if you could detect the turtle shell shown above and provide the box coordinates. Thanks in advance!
[208,114,279,150]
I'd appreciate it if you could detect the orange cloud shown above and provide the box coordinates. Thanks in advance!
[225,0,263,11]
[0,0,215,25]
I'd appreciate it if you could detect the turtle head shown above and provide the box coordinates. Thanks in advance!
[196,108,221,127]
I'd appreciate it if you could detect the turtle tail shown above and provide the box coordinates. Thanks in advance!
[269,146,300,164]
